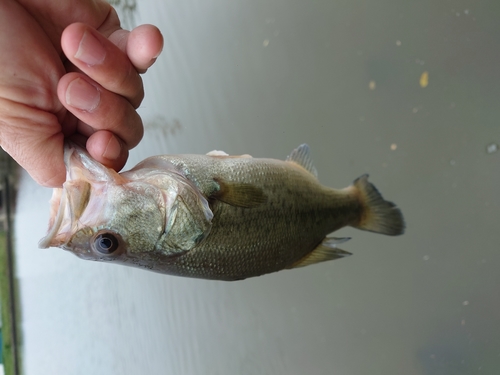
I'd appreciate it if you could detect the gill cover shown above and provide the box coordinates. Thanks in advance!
[124,156,214,254]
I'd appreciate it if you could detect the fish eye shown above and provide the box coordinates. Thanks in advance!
[92,232,120,255]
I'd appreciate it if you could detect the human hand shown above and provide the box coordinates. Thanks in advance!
[0,0,163,187]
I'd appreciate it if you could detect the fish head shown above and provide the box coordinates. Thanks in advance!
[39,143,168,267]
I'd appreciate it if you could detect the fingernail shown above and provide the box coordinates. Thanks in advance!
[75,31,106,66]
[153,46,163,59]
[66,78,100,111]
[102,136,121,160]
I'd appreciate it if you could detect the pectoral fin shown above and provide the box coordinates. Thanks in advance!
[214,180,267,208]
[287,237,352,269]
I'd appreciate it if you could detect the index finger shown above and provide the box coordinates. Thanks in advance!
[61,23,144,108]
[108,24,164,74]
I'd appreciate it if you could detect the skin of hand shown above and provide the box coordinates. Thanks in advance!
[0,0,163,187]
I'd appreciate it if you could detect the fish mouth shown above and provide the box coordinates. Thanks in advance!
[39,143,95,249]
[39,142,124,249]
[39,145,78,249]
[39,178,97,248]
[38,187,70,248]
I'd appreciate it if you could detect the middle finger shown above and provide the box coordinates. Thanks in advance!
[58,72,144,149]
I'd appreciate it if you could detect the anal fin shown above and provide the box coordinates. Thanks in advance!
[287,237,352,269]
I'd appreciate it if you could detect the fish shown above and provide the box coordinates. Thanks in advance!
[39,143,405,281]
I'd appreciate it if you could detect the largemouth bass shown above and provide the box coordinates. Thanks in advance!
[39,143,405,281]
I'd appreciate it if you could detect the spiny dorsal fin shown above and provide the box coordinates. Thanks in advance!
[213,179,267,208]
[287,237,352,269]
[286,144,318,178]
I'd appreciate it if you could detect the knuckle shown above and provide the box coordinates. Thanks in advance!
[104,63,144,108]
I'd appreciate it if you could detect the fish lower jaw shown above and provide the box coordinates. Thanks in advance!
[39,188,67,248]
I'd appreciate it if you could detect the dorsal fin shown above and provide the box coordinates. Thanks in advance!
[286,144,318,178]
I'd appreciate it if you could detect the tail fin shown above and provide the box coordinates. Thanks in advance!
[352,174,405,236]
